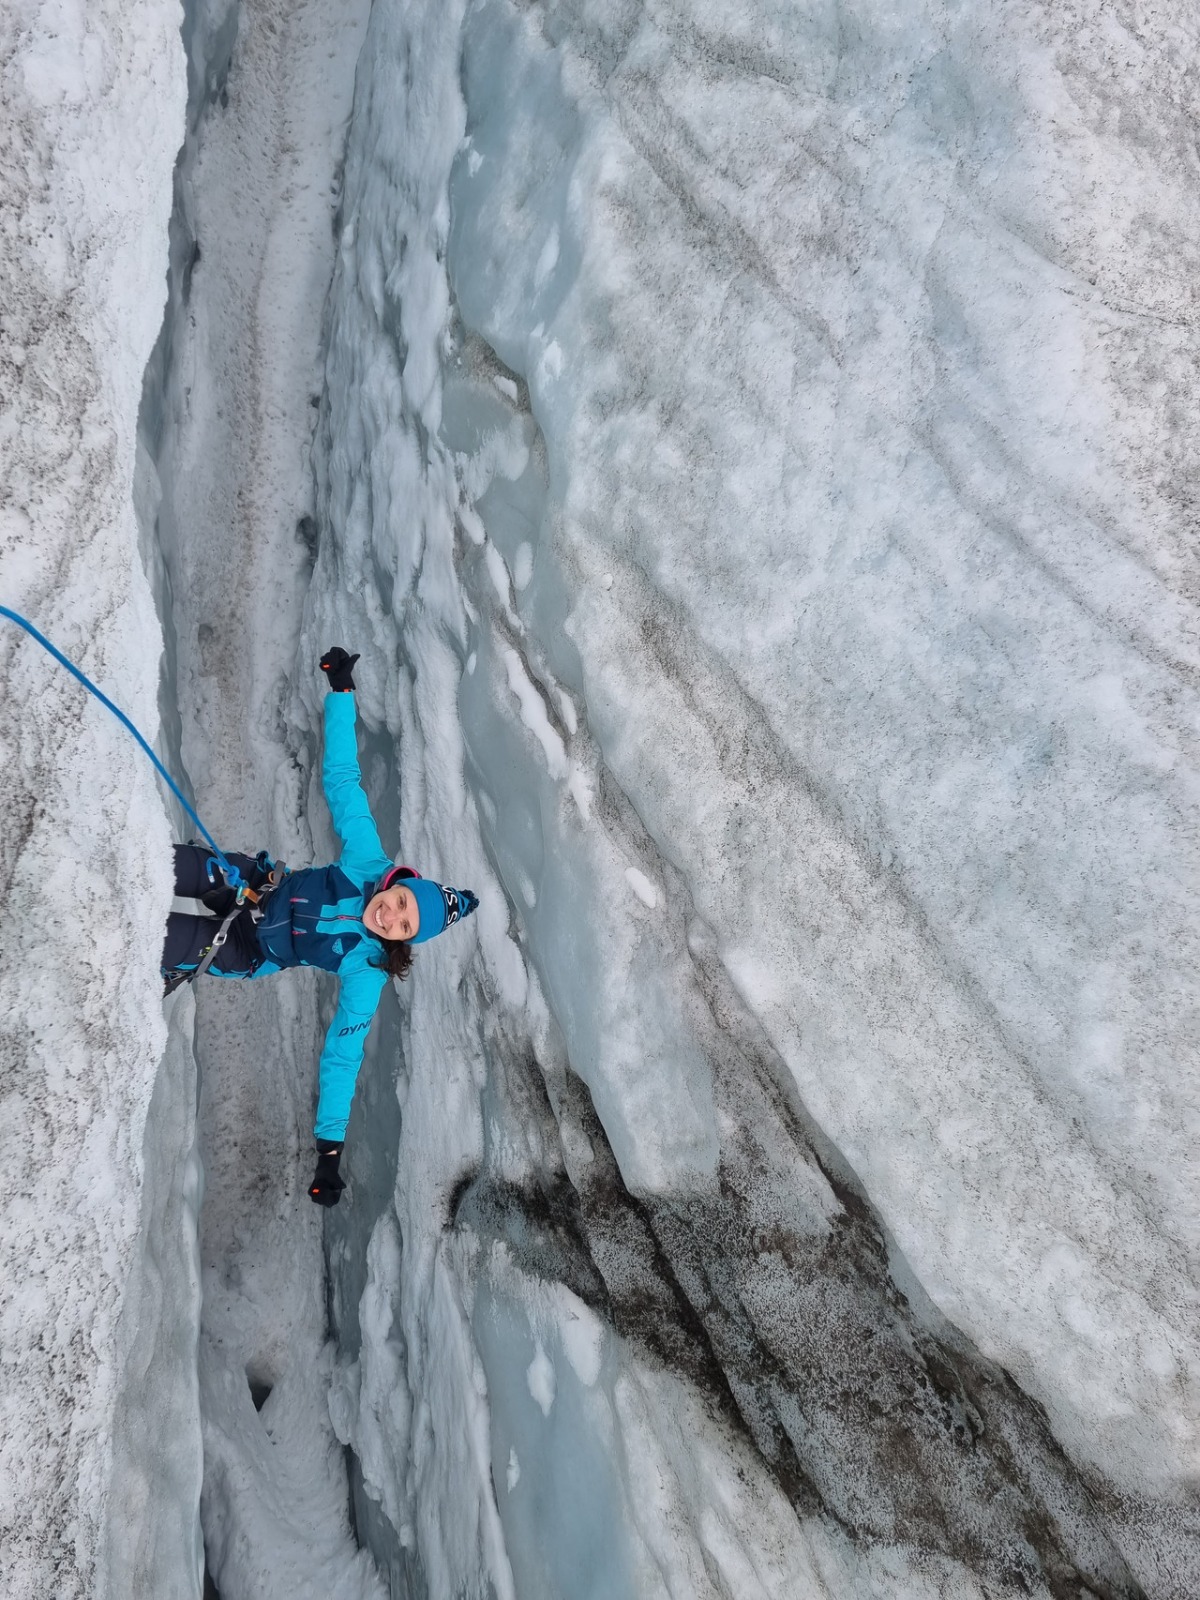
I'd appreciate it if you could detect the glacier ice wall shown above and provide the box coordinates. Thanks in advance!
[107,0,1200,1594]
[305,0,1200,1595]
[0,2,201,1598]
[454,0,1200,1496]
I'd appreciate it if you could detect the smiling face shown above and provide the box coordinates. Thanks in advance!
[363,881,420,943]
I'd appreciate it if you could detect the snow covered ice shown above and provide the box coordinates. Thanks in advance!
[0,2,200,1596]
[2,0,1199,1597]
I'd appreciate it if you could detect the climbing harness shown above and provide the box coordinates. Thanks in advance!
[161,852,290,997]
[0,604,246,892]
[162,903,242,997]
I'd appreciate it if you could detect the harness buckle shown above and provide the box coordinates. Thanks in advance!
[243,862,287,920]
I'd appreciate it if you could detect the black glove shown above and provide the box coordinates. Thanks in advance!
[319,647,359,692]
[309,1141,345,1206]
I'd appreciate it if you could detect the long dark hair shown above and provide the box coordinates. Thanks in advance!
[370,864,416,980]
[376,937,413,980]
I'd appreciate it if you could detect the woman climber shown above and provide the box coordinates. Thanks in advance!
[160,646,479,1206]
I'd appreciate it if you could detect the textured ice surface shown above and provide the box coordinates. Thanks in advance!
[17,0,1195,1594]
[0,3,200,1600]
[461,0,1198,1502]
[144,0,387,1594]
[308,0,1198,1593]
[0,2,200,1597]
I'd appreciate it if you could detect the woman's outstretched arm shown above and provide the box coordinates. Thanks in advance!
[312,956,388,1144]
[319,653,390,883]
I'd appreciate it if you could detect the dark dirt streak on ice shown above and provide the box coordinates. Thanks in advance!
[452,1015,1144,1599]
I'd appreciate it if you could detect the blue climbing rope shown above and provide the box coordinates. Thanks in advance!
[0,603,244,889]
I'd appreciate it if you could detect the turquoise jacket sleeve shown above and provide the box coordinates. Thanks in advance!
[314,691,394,1140]
[314,953,388,1141]
[322,691,390,883]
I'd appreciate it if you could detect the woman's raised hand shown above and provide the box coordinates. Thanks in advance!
[319,646,359,692]
[309,1142,345,1206]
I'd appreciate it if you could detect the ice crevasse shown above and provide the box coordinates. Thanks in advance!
[2,0,1200,1598]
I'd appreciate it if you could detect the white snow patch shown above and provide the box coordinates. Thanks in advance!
[537,339,564,383]
[485,540,517,615]
[526,1342,557,1416]
[460,500,487,546]
[557,1302,605,1389]
[501,644,569,779]
[533,226,560,288]
[512,540,534,590]
[625,867,659,909]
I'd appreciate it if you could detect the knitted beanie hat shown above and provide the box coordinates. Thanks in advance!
[380,866,479,945]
